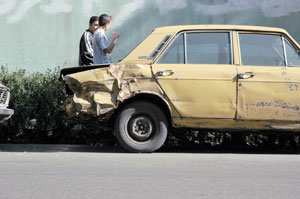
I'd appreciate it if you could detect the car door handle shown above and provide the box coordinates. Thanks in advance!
[237,72,256,79]
[156,70,174,77]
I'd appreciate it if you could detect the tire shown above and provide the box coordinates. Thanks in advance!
[114,101,168,152]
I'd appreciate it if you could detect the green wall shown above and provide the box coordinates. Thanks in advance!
[1,0,300,72]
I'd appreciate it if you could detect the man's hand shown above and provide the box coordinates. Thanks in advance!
[105,32,120,53]
[113,32,120,39]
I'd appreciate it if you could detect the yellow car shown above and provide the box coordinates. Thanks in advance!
[60,25,300,152]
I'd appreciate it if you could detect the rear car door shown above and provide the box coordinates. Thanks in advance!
[237,32,300,121]
[152,31,237,119]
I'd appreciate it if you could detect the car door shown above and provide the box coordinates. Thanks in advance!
[236,32,300,121]
[152,31,237,119]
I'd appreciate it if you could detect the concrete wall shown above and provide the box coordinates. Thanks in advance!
[1,0,300,72]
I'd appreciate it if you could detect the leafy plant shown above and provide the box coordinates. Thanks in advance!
[0,66,104,144]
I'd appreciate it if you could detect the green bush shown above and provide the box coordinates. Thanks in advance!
[0,66,106,144]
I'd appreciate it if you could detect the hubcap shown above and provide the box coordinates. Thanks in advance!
[127,115,154,142]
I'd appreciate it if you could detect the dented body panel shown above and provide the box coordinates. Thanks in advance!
[61,25,300,131]
[63,63,176,119]
[237,66,300,121]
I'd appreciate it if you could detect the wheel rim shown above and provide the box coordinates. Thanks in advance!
[127,114,155,142]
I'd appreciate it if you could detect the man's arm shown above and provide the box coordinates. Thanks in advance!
[79,31,94,65]
[104,32,120,54]
[79,32,94,65]
[84,32,94,56]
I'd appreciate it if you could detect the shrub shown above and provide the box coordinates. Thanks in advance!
[0,66,105,144]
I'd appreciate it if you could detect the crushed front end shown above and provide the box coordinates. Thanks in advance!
[60,62,166,123]
[60,64,121,121]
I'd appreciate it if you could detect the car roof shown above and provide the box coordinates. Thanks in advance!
[121,24,297,65]
[154,25,287,34]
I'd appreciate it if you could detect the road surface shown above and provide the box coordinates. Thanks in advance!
[0,144,299,199]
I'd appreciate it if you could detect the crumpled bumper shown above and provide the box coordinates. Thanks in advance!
[0,108,14,122]
[62,63,163,121]
[63,64,131,120]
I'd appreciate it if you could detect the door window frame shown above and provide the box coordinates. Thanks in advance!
[237,32,300,67]
[283,37,300,67]
[154,30,234,65]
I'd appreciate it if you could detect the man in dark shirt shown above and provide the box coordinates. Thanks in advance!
[79,16,99,66]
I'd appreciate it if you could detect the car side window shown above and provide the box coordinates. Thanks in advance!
[284,38,300,67]
[157,34,184,64]
[186,32,231,64]
[239,34,285,66]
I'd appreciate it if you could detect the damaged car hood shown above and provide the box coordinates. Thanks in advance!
[62,63,165,119]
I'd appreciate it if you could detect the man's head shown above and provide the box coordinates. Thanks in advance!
[99,14,112,31]
[89,16,99,33]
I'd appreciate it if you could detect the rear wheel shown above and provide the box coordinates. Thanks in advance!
[114,101,168,152]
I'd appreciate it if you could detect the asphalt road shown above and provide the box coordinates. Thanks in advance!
[0,144,299,199]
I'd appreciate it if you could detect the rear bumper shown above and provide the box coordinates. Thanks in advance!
[0,108,14,122]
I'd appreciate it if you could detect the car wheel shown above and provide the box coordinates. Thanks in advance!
[114,101,168,152]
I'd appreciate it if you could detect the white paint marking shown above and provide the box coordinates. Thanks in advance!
[193,0,300,18]
[154,0,187,15]
[111,0,145,29]
[40,0,72,15]
[7,0,42,23]
[0,0,16,15]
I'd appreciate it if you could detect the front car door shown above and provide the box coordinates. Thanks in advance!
[152,31,237,120]
[237,32,300,121]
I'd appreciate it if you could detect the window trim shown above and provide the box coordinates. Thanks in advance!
[183,32,187,63]
[282,36,288,66]
[238,32,287,67]
[154,30,233,65]
[154,33,185,64]
[283,37,300,67]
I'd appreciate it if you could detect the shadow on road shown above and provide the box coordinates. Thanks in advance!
[160,145,300,154]
[0,144,126,153]
[0,144,299,154]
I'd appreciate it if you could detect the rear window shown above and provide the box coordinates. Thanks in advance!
[239,34,285,66]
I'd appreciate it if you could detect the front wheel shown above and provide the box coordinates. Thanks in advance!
[114,101,168,152]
